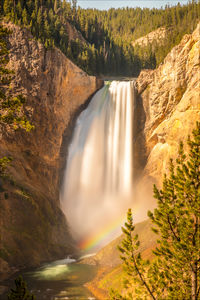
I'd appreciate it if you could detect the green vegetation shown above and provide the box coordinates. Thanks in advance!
[0,24,34,178]
[77,0,200,73]
[0,25,33,131]
[111,122,200,299]
[1,0,200,76]
[0,156,12,177]
[7,276,35,300]
[99,266,124,291]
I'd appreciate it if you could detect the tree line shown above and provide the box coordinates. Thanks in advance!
[1,0,200,76]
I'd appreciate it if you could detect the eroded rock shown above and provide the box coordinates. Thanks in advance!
[0,22,103,277]
[135,22,200,186]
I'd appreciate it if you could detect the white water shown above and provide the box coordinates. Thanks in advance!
[61,81,135,246]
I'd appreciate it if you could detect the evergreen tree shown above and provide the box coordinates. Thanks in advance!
[3,0,12,17]
[22,8,28,26]
[37,7,43,31]
[54,0,58,13]
[111,122,200,299]
[1,0,200,78]
[110,208,156,300]
[16,1,22,19]
[7,276,35,300]
[148,122,200,300]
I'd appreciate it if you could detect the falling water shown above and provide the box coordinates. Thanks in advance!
[61,81,135,249]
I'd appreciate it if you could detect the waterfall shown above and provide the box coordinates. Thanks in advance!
[61,81,135,249]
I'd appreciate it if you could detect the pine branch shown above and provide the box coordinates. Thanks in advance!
[167,215,180,242]
[131,254,156,300]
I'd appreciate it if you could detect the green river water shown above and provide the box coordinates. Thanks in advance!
[1,258,97,300]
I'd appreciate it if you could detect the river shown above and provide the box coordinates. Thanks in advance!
[1,258,97,300]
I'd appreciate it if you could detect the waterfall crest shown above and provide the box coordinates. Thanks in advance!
[61,81,135,247]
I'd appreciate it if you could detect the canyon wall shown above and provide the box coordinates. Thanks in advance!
[0,20,199,283]
[83,23,200,299]
[0,22,102,278]
[135,22,200,188]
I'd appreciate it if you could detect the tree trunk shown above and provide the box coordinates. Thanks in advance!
[191,263,197,300]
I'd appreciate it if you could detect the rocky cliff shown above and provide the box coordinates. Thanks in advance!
[132,26,171,47]
[135,22,200,188]
[0,22,102,279]
[84,23,200,300]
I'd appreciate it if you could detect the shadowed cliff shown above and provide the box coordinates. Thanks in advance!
[0,22,103,279]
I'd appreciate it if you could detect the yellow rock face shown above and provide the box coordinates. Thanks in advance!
[136,22,200,187]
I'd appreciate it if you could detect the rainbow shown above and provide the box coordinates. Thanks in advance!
[78,214,126,252]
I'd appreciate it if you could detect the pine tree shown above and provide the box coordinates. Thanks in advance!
[22,8,29,26]
[3,0,12,16]
[16,1,22,19]
[111,209,156,300]
[148,122,200,300]
[1,0,200,78]
[7,276,35,300]
[37,7,43,29]
[111,122,200,300]
[72,0,77,15]
[54,0,58,13]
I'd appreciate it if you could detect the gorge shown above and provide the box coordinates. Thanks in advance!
[84,21,200,298]
[0,7,200,300]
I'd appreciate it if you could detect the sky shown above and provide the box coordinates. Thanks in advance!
[77,0,189,10]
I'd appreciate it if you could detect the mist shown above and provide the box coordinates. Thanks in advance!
[60,81,155,252]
